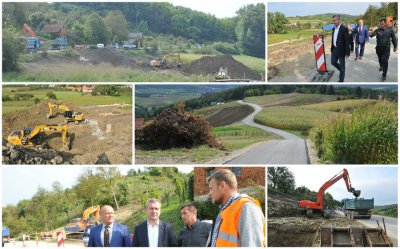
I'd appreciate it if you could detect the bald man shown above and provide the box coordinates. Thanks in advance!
[88,205,131,247]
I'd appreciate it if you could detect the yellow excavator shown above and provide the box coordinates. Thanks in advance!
[150,53,181,69]
[7,124,70,150]
[47,103,85,124]
[65,205,100,239]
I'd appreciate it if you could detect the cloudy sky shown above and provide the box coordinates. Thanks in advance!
[2,166,193,206]
[289,166,397,205]
[268,2,382,17]
[168,0,263,18]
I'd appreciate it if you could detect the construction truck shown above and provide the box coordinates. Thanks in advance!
[215,67,229,80]
[150,53,181,69]
[298,168,360,218]
[343,198,374,219]
[47,103,85,124]
[22,23,40,53]
[64,205,100,240]
[2,227,10,244]
[7,124,69,150]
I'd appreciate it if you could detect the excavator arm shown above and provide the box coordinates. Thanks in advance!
[22,24,36,37]
[315,169,360,207]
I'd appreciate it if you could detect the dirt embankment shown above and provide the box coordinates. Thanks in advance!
[3,103,132,164]
[268,188,361,247]
[205,105,254,127]
[181,55,262,80]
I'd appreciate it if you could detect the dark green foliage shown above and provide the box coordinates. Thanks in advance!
[46,92,57,100]
[3,26,19,72]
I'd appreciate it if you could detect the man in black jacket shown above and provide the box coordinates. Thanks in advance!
[369,18,398,81]
[331,15,350,82]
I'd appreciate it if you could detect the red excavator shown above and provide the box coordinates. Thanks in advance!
[22,23,40,53]
[298,168,360,218]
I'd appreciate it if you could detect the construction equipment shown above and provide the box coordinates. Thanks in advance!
[150,53,181,69]
[215,67,229,80]
[64,205,100,239]
[343,198,374,219]
[320,218,393,247]
[22,23,40,53]
[2,227,10,244]
[7,124,69,150]
[298,168,360,218]
[47,103,85,124]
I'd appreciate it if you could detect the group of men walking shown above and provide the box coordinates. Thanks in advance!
[86,169,265,247]
[330,15,397,82]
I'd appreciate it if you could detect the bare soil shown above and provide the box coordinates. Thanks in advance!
[205,105,254,127]
[2,103,132,164]
[181,55,262,80]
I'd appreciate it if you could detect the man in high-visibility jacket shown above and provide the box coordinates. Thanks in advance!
[207,169,265,247]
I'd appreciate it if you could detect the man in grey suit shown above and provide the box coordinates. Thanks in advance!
[132,198,178,247]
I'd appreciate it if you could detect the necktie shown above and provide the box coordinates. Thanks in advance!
[104,225,110,247]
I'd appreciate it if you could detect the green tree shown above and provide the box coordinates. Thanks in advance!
[3,25,19,72]
[46,92,57,99]
[84,13,108,44]
[267,167,295,193]
[97,167,122,210]
[354,87,362,98]
[104,10,128,42]
[136,20,151,35]
[236,4,265,58]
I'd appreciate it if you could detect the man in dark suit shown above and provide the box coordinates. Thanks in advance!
[354,19,369,60]
[132,198,178,247]
[88,205,132,247]
[331,15,350,82]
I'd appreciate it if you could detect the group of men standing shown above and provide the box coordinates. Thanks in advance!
[330,15,397,82]
[87,169,265,247]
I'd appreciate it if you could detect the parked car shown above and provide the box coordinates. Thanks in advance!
[96,44,104,48]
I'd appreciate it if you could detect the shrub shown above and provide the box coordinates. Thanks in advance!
[212,42,240,55]
[46,92,57,100]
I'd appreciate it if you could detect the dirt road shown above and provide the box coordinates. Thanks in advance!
[225,101,309,164]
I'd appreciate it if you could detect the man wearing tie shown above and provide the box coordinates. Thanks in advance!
[331,15,350,82]
[354,19,369,60]
[132,198,178,247]
[88,205,132,247]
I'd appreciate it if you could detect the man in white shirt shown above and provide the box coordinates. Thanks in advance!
[330,15,351,82]
[132,198,178,247]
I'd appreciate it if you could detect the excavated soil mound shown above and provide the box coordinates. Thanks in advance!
[77,48,147,70]
[181,55,261,80]
[206,105,254,127]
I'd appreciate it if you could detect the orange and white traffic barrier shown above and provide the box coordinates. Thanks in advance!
[56,232,64,247]
[313,34,327,72]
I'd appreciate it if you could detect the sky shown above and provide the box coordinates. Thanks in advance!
[168,0,263,18]
[290,166,397,205]
[268,2,381,17]
[2,166,194,206]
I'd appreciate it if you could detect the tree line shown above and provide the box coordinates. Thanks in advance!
[2,168,193,237]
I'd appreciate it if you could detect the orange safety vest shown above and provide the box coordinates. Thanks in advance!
[215,196,266,247]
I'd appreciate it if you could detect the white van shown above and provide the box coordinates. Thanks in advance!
[96,44,104,48]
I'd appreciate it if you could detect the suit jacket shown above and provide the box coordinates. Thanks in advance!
[331,24,351,57]
[88,222,132,247]
[132,221,178,247]
[354,25,369,43]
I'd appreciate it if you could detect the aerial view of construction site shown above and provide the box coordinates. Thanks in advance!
[2,84,132,164]
[135,84,397,165]
[3,2,265,82]
[268,166,398,247]
[268,2,398,82]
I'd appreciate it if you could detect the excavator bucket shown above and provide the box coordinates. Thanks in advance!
[353,190,361,198]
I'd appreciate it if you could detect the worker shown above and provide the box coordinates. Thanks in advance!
[369,18,398,81]
[35,233,39,247]
[331,15,350,82]
[177,203,212,247]
[88,205,131,247]
[132,198,178,247]
[207,169,265,247]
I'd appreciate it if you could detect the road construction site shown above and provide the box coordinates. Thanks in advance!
[20,48,262,82]
[2,102,132,164]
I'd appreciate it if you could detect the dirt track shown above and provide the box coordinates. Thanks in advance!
[205,105,254,127]
[2,103,132,164]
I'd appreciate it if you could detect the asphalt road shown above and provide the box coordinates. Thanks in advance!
[327,37,398,82]
[225,101,309,164]
[335,211,398,246]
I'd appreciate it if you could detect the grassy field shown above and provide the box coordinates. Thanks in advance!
[2,88,132,114]
[302,99,377,112]
[268,30,318,44]
[254,106,338,131]
[136,124,280,163]
[136,93,202,109]
[310,101,397,164]
[245,93,339,107]
[193,102,241,118]
[2,63,213,82]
